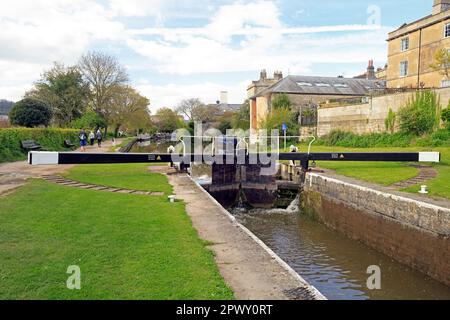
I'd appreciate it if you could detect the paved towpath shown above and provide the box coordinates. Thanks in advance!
[149,166,326,300]
[391,165,438,189]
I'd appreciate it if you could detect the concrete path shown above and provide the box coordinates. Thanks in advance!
[154,166,326,300]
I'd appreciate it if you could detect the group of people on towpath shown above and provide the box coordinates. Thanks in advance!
[78,129,103,152]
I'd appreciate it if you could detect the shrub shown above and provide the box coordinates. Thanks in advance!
[272,94,293,110]
[398,90,441,136]
[0,128,79,163]
[416,129,450,147]
[441,107,450,129]
[260,108,298,136]
[317,130,413,148]
[9,98,53,128]
[385,108,396,134]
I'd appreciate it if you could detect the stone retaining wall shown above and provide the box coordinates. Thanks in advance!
[317,87,450,136]
[302,173,450,286]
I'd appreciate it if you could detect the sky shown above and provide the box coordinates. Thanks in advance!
[0,0,433,113]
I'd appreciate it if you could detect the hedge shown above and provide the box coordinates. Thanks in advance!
[0,128,79,163]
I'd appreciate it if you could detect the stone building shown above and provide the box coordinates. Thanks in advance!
[387,0,450,89]
[247,69,384,133]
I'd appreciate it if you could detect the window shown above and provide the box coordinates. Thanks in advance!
[445,23,450,38]
[334,83,349,88]
[297,82,312,87]
[441,79,450,88]
[401,37,409,52]
[315,83,331,87]
[400,61,408,77]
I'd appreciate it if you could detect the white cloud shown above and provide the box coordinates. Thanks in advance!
[0,0,129,100]
[108,0,162,17]
[0,0,391,106]
[205,1,281,43]
[126,1,389,76]
[0,0,126,63]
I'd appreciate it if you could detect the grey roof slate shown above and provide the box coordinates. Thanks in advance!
[252,75,385,98]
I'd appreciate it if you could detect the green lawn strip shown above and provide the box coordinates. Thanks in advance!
[315,161,419,186]
[0,179,233,300]
[402,163,450,199]
[295,145,450,197]
[63,164,172,195]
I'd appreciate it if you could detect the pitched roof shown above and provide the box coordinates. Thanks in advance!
[251,75,385,98]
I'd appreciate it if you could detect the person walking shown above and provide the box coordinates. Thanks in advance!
[96,129,103,148]
[79,129,87,152]
[89,131,95,146]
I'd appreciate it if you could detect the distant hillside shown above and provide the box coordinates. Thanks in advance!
[0,100,14,115]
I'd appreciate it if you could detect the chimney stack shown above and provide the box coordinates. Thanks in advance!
[433,0,450,14]
[260,69,267,80]
[220,91,228,105]
[274,71,283,81]
[367,60,376,80]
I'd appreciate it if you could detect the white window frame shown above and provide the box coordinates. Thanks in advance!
[315,83,331,87]
[445,23,450,38]
[297,82,313,87]
[400,61,408,77]
[401,37,409,52]
[441,79,450,88]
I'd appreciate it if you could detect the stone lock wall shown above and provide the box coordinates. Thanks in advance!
[302,173,450,286]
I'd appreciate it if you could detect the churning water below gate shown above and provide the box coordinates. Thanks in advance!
[132,142,450,300]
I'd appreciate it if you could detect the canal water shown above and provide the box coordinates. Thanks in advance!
[133,142,450,300]
[233,206,450,300]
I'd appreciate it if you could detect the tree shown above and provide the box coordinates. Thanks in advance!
[192,104,220,123]
[25,63,89,127]
[398,90,441,136]
[175,98,204,120]
[9,98,52,128]
[272,93,292,110]
[108,86,151,137]
[232,101,250,130]
[154,108,183,133]
[78,51,129,135]
[217,111,234,133]
[430,48,450,80]
[71,110,106,130]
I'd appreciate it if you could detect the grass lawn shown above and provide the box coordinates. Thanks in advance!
[296,144,450,199]
[0,164,233,300]
[63,163,173,194]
